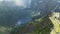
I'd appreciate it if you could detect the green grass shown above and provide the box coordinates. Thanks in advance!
[0,26,12,34]
[11,16,53,34]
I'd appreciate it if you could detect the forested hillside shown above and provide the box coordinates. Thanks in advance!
[11,16,53,34]
[0,0,60,34]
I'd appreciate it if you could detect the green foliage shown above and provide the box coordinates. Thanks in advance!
[0,26,12,34]
[30,16,53,34]
[11,16,53,34]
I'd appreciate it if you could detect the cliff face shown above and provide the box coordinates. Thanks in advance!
[49,12,60,34]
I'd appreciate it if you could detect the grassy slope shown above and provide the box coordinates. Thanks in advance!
[30,16,53,34]
[11,16,53,34]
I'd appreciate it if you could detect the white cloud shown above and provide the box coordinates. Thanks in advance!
[57,1,60,3]
[0,0,3,1]
[14,0,26,7]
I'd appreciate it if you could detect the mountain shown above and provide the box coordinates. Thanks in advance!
[11,16,53,34]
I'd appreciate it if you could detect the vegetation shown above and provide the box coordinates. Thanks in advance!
[0,0,60,34]
[0,26,12,34]
[11,16,53,34]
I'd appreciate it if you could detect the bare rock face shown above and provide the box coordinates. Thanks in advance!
[49,12,60,34]
[51,12,60,19]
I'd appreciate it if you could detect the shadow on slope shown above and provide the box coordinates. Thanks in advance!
[11,16,53,34]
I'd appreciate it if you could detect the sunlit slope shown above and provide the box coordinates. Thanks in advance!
[49,16,60,34]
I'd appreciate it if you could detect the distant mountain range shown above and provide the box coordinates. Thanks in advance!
[0,0,59,26]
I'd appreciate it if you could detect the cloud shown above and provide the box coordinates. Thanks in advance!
[14,0,26,7]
